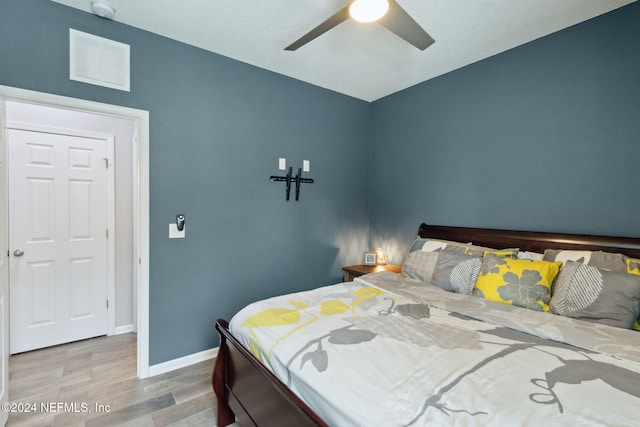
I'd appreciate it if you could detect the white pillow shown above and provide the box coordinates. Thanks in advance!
[517,251,544,261]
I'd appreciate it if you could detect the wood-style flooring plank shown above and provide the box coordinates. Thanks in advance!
[6,334,220,427]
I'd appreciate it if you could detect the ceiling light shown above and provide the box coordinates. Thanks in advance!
[90,0,116,20]
[349,0,389,23]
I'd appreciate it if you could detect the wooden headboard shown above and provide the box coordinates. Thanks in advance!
[418,223,640,260]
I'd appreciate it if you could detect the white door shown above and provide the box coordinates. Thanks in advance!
[0,101,10,426]
[8,128,109,354]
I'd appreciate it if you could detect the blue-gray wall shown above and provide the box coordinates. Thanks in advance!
[370,3,640,264]
[0,0,370,364]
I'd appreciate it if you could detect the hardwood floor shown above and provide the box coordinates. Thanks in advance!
[6,333,221,427]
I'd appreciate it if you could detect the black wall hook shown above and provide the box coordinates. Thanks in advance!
[294,168,314,201]
[270,167,293,200]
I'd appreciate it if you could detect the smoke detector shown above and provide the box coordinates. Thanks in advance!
[90,0,116,20]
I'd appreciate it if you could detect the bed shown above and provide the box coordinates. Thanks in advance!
[212,223,640,426]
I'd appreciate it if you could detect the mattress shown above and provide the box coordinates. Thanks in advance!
[229,271,640,426]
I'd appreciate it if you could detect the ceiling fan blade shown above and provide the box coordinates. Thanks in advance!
[378,0,435,50]
[285,6,350,51]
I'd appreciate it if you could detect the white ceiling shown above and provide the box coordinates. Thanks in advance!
[52,0,635,102]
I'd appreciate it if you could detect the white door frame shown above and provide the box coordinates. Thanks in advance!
[0,98,9,427]
[0,85,150,378]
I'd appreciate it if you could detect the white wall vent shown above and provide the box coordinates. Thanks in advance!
[69,29,130,92]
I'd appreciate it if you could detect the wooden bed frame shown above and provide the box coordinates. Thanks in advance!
[212,223,640,427]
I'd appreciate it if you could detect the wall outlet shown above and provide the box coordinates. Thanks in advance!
[169,223,185,238]
[303,159,310,172]
[278,158,286,170]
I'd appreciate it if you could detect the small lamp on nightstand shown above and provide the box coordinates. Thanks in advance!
[375,247,388,265]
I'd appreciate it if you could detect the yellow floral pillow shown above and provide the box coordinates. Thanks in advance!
[473,255,561,312]
[627,258,640,331]
[628,258,640,276]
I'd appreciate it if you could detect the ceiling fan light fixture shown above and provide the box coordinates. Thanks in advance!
[349,0,389,23]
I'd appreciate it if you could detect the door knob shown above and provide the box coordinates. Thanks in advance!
[13,249,24,257]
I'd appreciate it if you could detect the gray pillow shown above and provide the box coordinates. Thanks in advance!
[550,261,640,329]
[402,251,438,282]
[543,249,627,271]
[408,238,473,253]
[431,252,482,294]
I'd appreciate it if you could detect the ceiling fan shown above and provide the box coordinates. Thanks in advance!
[285,0,435,51]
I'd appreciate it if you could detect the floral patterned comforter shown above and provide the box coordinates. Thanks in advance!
[229,272,640,426]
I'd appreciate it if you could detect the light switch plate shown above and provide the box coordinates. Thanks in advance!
[169,223,185,238]
[303,160,310,172]
[278,158,286,170]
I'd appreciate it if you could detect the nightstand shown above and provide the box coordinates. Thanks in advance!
[342,264,401,282]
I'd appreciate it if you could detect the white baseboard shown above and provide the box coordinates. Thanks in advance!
[113,324,135,335]
[148,347,219,377]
